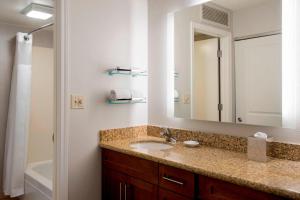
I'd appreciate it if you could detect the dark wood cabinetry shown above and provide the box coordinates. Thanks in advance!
[102,149,287,200]
[103,167,157,200]
[158,188,192,200]
[103,168,127,200]
[102,149,158,184]
[159,164,195,198]
[102,150,158,200]
[126,176,158,200]
[198,176,286,200]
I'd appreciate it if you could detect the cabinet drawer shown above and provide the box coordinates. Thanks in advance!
[159,164,195,198]
[159,188,193,200]
[102,149,158,184]
[198,175,286,200]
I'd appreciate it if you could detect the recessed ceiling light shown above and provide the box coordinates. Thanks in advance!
[21,3,53,20]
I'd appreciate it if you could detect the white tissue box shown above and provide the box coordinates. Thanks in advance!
[247,136,268,162]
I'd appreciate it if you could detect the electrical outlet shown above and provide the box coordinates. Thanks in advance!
[71,95,85,109]
[183,94,190,104]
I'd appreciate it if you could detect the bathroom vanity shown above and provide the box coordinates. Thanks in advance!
[99,126,300,200]
[102,149,286,200]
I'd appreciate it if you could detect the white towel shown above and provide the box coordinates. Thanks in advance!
[174,89,179,99]
[109,89,132,100]
[131,90,145,101]
[131,68,147,74]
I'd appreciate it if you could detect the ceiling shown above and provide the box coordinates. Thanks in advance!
[0,0,54,29]
[0,0,276,29]
[212,0,274,11]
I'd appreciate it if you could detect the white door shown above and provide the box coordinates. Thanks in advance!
[192,38,219,121]
[235,34,282,127]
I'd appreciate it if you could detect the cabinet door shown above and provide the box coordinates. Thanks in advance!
[103,168,127,200]
[199,175,286,200]
[126,176,158,200]
[159,188,192,200]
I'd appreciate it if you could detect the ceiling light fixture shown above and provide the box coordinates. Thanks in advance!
[21,3,53,20]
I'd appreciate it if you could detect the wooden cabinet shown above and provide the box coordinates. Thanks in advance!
[102,148,158,184]
[102,149,158,200]
[102,149,287,200]
[103,168,127,200]
[126,176,158,200]
[159,188,192,200]
[103,167,157,200]
[159,164,195,198]
[198,175,286,200]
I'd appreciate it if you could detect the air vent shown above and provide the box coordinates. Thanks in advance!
[201,4,230,28]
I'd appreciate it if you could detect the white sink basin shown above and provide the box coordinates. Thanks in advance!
[130,141,173,150]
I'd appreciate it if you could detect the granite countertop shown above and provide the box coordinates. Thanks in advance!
[99,135,300,199]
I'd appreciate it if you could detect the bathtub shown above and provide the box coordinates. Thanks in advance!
[22,160,52,200]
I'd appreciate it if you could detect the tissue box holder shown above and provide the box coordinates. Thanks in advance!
[247,136,268,162]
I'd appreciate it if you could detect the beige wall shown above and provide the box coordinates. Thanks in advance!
[0,22,53,191]
[27,46,54,163]
[233,0,281,37]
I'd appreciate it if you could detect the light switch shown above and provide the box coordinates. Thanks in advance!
[71,95,85,109]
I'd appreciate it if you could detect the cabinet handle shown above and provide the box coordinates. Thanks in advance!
[124,184,127,200]
[237,117,243,122]
[119,183,122,200]
[162,176,184,185]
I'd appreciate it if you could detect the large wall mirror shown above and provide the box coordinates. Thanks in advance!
[173,0,284,127]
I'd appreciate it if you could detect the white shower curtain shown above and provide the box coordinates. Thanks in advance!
[3,32,32,197]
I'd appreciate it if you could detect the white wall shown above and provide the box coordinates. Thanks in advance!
[148,0,300,143]
[27,46,54,163]
[233,0,282,37]
[67,0,148,199]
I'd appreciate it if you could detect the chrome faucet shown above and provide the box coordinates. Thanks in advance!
[160,128,176,144]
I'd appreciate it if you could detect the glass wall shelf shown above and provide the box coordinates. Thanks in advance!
[174,98,180,103]
[107,99,147,104]
[107,69,148,77]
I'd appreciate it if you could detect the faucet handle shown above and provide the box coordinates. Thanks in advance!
[170,137,177,144]
[160,129,166,136]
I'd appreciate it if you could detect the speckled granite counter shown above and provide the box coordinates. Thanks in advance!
[99,136,300,199]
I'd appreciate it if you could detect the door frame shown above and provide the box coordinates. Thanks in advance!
[54,0,69,200]
[190,22,233,122]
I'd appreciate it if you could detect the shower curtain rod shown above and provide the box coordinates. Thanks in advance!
[28,22,54,35]
[24,22,54,40]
